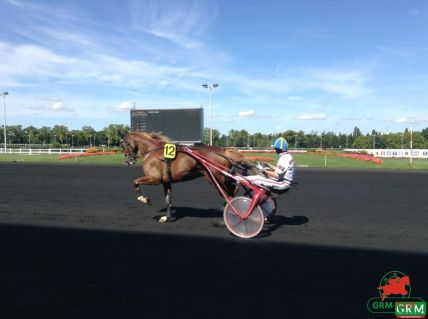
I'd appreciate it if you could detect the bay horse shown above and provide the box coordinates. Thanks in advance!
[120,131,255,222]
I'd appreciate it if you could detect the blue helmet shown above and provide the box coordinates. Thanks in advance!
[273,137,288,152]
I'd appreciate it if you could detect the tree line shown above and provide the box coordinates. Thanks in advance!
[1,124,428,149]
[0,124,128,147]
[204,127,428,149]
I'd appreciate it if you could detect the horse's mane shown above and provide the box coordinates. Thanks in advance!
[145,132,171,143]
[124,131,171,144]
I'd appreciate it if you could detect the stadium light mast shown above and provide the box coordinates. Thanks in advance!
[1,92,8,154]
[202,83,218,146]
[409,127,413,166]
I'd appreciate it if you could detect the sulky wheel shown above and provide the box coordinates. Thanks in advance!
[260,197,277,221]
[246,191,277,221]
[223,196,264,238]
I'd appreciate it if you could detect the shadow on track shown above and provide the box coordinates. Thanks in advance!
[153,208,310,239]
[2,223,427,319]
[154,206,223,222]
[260,215,310,238]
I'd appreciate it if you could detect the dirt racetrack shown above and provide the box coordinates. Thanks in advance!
[1,163,427,318]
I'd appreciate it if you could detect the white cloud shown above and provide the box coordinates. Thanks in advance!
[218,66,369,99]
[29,98,73,113]
[306,69,368,98]
[394,117,428,124]
[0,41,197,90]
[51,101,72,112]
[110,101,133,113]
[297,113,328,120]
[238,109,256,117]
[131,1,217,49]
[0,39,371,104]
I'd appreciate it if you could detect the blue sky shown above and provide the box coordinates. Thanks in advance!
[1,0,428,134]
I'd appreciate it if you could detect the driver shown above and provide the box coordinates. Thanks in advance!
[246,137,295,191]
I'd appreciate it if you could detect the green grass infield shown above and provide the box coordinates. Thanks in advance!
[0,151,427,170]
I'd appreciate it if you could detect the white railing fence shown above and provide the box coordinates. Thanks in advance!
[0,148,87,155]
[345,149,428,159]
[1,147,427,159]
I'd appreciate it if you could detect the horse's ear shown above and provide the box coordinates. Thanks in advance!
[120,139,129,148]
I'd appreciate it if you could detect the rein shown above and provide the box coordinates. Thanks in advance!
[140,145,165,162]
[191,146,248,172]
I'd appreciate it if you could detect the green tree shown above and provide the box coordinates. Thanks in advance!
[228,129,249,147]
[410,132,428,149]
[38,126,52,145]
[24,126,39,145]
[81,125,96,146]
[382,133,402,149]
[353,126,362,139]
[421,127,428,141]
[322,131,338,148]
[52,125,69,145]
[302,131,319,148]
[103,124,128,146]
[8,125,24,144]
[203,128,222,146]
[352,135,371,148]
[69,129,84,147]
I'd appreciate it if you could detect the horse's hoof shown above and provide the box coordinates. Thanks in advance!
[158,216,168,223]
[137,196,151,205]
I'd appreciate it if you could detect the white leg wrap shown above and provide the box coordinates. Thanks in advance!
[137,196,149,204]
[159,216,168,223]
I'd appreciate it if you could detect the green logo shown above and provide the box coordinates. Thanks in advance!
[367,270,426,318]
[395,301,426,318]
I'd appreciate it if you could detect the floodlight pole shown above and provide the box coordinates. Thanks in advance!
[202,83,218,146]
[1,92,8,154]
[410,128,413,166]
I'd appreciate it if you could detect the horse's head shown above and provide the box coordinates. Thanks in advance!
[401,275,410,286]
[120,131,170,165]
[120,136,137,165]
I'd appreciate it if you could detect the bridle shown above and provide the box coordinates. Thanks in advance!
[120,139,138,165]
[120,138,166,165]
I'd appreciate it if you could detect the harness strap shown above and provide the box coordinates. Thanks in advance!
[140,144,174,183]
[139,146,165,161]
[165,158,173,184]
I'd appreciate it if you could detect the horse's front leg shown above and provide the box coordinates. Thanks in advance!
[160,183,174,223]
[133,175,160,205]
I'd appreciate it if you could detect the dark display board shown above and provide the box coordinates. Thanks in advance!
[131,108,204,143]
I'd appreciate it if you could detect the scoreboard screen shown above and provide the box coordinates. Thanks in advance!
[130,108,204,143]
